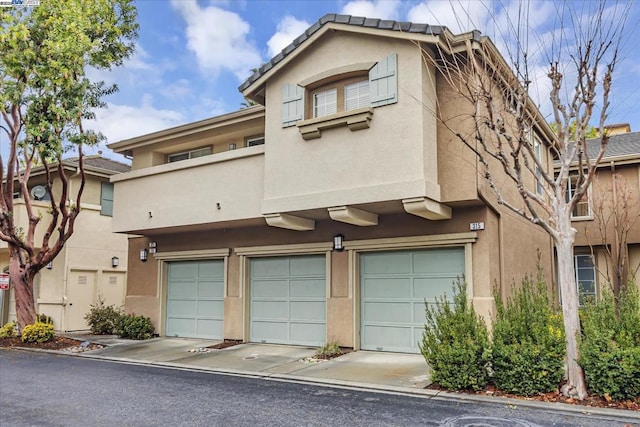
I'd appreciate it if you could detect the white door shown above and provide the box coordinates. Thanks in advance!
[66,270,97,331]
[166,260,224,339]
[250,255,326,346]
[360,248,465,353]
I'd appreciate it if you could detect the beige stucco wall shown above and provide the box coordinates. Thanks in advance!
[261,31,441,214]
[111,147,265,233]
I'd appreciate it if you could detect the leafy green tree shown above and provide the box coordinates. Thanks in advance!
[549,121,599,139]
[0,0,138,330]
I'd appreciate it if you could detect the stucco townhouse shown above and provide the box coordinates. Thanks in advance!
[564,125,640,302]
[107,14,555,354]
[1,156,130,331]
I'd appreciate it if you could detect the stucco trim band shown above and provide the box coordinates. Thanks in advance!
[344,232,477,251]
[154,248,231,260]
[235,242,333,256]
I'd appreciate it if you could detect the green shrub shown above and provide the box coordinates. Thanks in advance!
[580,284,640,400]
[420,279,490,391]
[0,321,17,338]
[84,298,123,335]
[115,313,154,340]
[21,322,55,343]
[491,274,565,396]
[36,313,53,325]
[315,340,343,359]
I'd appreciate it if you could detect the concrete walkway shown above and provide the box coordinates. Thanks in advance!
[58,334,639,422]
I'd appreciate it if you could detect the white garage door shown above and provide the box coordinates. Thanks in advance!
[166,260,224,339]
[360,247,465,353]
[250,255,326,346]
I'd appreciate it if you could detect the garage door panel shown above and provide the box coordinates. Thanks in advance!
[361,248,464,353]
[167,318,196,337]
[362,278,411,298]
[168,281,197,299]
[167,300,197,317]
[290,279,326,297]
[413,277,458,299]
[252,321,288,341]
[290,301,326,320]
[290,322,325,344]
[252,258,289,277]
[199,262,224,278]
[166,260,224,339]
[289,256,325,276]
[413,249,465,274]
[363,301,413,323]
[169,263,199,279]
[362,252,411,274]
[250,255,326,346]
[252,300,289,319]
[362,325,413,351]
[197,319,222,337]
[198,280,224,298]
[252,280,289,297]
[196,300,223,316]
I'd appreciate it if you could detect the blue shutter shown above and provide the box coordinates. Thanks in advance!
[281,84,304,127]
[101,182,114,217]
[369,53,397,107]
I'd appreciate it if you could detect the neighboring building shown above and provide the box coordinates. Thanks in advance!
[564,129,640,302]
[108,14,554,353]
[0,156,131,331]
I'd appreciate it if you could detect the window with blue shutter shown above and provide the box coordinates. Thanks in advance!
[369,53,397,107]
[281,84,304,127]
[101,182,114,217]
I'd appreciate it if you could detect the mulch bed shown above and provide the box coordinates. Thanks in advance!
[207,339,243,350]
[427,383,640,411]
[0,336,104,352]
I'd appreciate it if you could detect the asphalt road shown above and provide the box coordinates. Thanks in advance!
[0,350,637,427]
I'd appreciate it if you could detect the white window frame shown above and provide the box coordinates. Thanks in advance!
[574,254,597,304]
[167,146,212,163]
[344,80,369,111]
[567,174,592,219]
[313,88,337,118]
[246,136,265,147]
[533,136,544,196]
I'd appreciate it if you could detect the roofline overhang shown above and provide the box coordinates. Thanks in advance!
[554,153,640,171]
[107,105,265,154]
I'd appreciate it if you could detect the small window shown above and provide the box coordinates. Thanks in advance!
[100,182,114,217]
[167,147,212,163]
[345,80,369,111]
[575,254,596,304]
[313,88,337,118]
[533,137,543,195]
[246,136,265,147]
[567,175,591,218]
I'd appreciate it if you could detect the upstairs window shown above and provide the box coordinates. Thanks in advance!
[101,182,114,216]
[533,137,544,195]
[313,88,337,118]
[246,136,265,147]
[281,53,397,127]
[567,174,591,218]
[167,146,212,163]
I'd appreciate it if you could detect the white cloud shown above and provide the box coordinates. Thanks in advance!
[340,0,402,20]
[267,16,310,58]
[171,0,262,80]
[88,97,185,146]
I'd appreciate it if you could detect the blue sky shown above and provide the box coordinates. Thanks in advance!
[4,1,640,161]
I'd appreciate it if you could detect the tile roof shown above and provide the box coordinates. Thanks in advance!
[65,155,131,174]
[586,131,640,159]
[238,13,480,93]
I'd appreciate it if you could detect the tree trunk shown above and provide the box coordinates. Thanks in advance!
[9,246,36,331]
[556,230,588,399]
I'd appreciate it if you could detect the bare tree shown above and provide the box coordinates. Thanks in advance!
[420,1,629,399]
[588,172,640,296]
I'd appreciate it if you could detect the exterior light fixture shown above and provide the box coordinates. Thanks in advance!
[139,248,148,262]
[111,256,119,268]
[333,234,345,252]
[46,262,53,270]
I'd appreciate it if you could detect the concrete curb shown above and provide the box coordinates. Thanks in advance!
[3,346,639,423]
